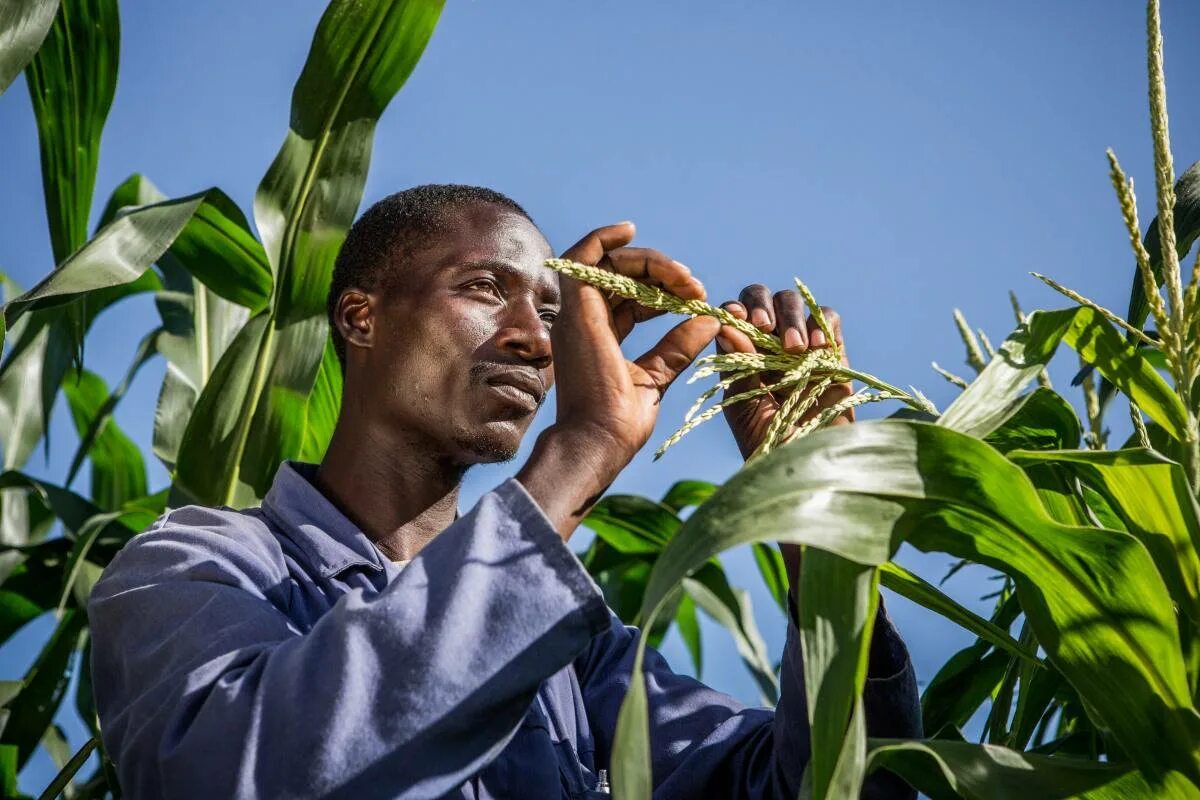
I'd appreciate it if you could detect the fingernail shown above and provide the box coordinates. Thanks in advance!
[616,220,634,226]
[810,328,827,347]
[750,308,770,328]
[783,327,804,350]
[672,260,691,275]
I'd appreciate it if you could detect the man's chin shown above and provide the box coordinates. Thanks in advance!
[451,421,524,465]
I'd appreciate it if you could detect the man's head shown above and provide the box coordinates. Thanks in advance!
[327,185,557,466]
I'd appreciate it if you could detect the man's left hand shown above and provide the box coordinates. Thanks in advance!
[715,283,853,460]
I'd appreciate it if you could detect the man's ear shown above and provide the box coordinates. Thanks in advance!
[334,289,374,353]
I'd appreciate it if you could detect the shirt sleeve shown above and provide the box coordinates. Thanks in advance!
[88,478,610,800]
[574,596,921,799]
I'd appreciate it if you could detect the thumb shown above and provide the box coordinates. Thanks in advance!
[560,222,636,266]
[632,316,721,396]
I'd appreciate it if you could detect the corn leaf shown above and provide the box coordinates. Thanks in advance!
[25,0,117,264]
[0,609,84,767]
[982,387,1081,454]
[298,332,342,462]
[4,193,209,326]
[867,738,1197,799]
[173,0,445,506]
[940,307,1187,441]
[613,420,1200,794]
[152,261,249,472]
[921,642,1009,736]
[673,592,702,677]
[659,480,718,513]
[158,188,272,312]
[751,542,789,615]
[684,564,779,705]
[1009,447,1200,625]
[583,495,678,555]
[0,0,57,97]
[798,549,878,799]
[63,369,147,511]
[879,561,1037,665]
[35,734,96,800]
[64,331,158,491]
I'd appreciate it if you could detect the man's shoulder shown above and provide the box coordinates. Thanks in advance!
[99,503,289,594]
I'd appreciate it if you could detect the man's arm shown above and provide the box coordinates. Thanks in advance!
[574,599,919,799]
[89,480,609,800]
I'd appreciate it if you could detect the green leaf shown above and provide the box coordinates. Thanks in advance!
[56,508,145,614]
[151,263,249,472]
[24,0,118,263]
[798,550,878,799]
[0,0,58,97]
[982,388,1081,455]
[253,0,445,316]
[0,610,84,767]
[96,173,166,229]
[4,193,207,326]
[673,592,702,677]
[867,738,1197,799]
[63,368,147,511]
[173,0,445,506]
[751,541,789,615]
[921,642,1009,736]
[659,480,718,513]
[158,188,272,311]
[36,734,96,800]
[684,563,778,704]
[1009,447,1200,625]
[171,313,325,506]
[582,495,678,555]
[298,333,342,462]
[941,307,1187,441]
[615,420,1200,788]
[879,561,1038,664]
[0,744,15,798]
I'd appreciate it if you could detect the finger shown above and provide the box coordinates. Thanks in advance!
[560,222,636,266]
[601,247,706,301]
[771,290,808,354]
[715,302,756,356]
[634,316,721,395]
[738,284,774,335]
[806,306,843,349]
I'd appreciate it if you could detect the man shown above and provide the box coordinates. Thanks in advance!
[89,185,920,799]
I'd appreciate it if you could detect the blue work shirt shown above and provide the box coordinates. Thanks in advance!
[89,461,920,799]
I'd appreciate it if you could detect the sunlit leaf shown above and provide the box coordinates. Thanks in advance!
[0,0,58,97]
[941,307,1186,441]
[879,561,1037,664]
[174,0,445,506]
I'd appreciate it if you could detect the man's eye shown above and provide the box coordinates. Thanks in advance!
[540,311,558,326]
[466,279,501,297]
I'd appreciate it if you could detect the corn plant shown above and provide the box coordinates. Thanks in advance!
[589,3,1200,797]
[0,0,445,794]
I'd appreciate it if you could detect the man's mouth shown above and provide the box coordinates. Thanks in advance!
[482,368,545,411]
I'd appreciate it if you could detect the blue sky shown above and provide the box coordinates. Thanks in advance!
[2,0,1199,791]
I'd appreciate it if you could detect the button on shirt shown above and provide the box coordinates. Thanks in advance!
[88,461,920,799]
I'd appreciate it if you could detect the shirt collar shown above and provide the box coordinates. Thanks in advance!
[261,460,386,578]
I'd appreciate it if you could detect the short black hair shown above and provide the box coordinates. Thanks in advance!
[326,184,533,368]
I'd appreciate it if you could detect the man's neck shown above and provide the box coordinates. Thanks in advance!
[313,417,465,562]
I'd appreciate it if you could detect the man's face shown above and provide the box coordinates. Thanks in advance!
[350,202,558,465]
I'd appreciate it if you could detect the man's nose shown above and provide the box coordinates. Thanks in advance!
[494,301,552,367]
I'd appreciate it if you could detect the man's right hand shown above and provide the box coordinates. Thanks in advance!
[516,222,719,540]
